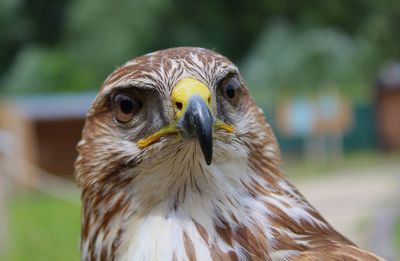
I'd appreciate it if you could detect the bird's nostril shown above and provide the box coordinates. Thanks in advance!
[176,102,183,110]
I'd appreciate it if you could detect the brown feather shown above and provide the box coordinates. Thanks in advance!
[75,47,384,261]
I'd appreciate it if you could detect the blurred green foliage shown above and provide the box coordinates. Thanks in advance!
[1,0,400,103]
[242,22,373,103]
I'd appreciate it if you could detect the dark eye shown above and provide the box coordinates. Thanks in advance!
[112,93,142,123]
[220,75,242,103]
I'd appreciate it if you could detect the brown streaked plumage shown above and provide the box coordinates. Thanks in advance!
[75,47,384,261]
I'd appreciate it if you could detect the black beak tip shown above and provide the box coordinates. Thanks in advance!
[198,132,213,165]
[204,153,212,165]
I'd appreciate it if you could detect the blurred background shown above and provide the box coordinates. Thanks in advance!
[0,0,399,260]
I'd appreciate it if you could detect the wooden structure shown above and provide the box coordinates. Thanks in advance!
[0,93,95,180]
[376,63,400,151]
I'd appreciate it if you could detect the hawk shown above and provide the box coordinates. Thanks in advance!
[75,47,383,261]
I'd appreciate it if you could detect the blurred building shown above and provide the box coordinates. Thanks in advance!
[376,63,400,151]
[0,93,95,180]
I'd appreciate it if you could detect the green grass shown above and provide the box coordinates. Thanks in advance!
[0,192,80,261]
[395,217,400,258]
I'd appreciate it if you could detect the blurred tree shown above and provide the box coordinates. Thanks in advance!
[3,46,95,94]
[21,0,69,45]
[155,0,281,61]
[359,0,400,62]
[62,0,170,87]
[0,0,29,79]
[2,0,169,93]
[241,21,374,104]
[1,0,400,97]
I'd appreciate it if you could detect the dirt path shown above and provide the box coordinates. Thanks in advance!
[291,163,400,255]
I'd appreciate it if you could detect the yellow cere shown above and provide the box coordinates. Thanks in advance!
[172,78,212,119]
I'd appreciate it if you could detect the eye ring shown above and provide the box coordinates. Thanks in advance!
[220,75,242,105]
[112,92,142,123]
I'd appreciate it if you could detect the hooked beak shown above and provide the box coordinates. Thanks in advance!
[137,78,234,165]
[177,95,213,165]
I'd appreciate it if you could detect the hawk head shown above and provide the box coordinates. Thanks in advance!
[76,47,280,209]
[75,47,382,261]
